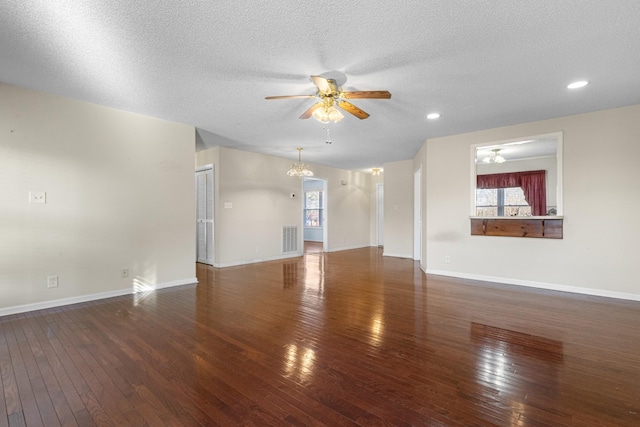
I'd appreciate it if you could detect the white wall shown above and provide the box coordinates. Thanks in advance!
[0,83,197,314]
[382,160,414,258]
[196,147,371,267]
[369,173,384,246]
[424,104,640,299]
[414,143,427,270]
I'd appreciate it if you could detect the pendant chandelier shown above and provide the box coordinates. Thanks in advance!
[286,147,314,177]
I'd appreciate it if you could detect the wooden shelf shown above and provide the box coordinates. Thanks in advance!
[470,217,563,239]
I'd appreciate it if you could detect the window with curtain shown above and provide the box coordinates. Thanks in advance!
[476,170,547,216]
[304,190,323,227]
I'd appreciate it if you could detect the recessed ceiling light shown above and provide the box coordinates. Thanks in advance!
[427,113,440,119]
[567,80,589,89]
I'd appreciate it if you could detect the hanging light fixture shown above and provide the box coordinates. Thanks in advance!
[372,168,382,176]
[482,148,506,164]
[286,147,314,177]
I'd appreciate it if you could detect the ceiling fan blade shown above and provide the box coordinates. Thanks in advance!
[299,102,324,119]
[311,75,333,95]
[265,95,315,100]
[337,101,370,119]
[340,90,392,99]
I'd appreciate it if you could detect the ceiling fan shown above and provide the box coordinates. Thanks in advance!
[265,75,391,122]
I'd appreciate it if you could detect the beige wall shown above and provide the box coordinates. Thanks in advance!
[369,173,384,246]
[0,83,197,315]
[424,104,640,299]
[196,147,372,267]
[414,142,427,269]
[382,160,414,258]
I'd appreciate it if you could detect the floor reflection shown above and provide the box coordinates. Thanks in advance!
[470,322,564,424]
[189,249,639,425]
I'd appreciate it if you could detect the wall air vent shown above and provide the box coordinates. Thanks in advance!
[282,226,298,253]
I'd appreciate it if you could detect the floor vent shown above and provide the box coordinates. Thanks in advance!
[282,226,298,253]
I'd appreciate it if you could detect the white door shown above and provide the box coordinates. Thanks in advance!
[196,166,214,265]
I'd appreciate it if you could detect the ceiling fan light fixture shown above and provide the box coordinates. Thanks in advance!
[327,106,344,123]
[372,168,382,176]
[312,105,343,123]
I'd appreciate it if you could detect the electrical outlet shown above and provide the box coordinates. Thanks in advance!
[47,275,58,288]
[444,256,451,264]
[121,268,129,278]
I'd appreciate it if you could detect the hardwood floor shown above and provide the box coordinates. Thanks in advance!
[1,248,639,426]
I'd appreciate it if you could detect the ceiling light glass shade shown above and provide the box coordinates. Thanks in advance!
[483,148,506,163]
[426,112,440,119]
[287,148,314,177]
[312,105,344,123]
[287,163,314,177]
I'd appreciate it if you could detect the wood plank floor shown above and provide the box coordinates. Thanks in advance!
[1,247,639,426]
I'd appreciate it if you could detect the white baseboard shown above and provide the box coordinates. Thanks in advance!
[383,252,414,259]
[425,269,640,302]
[0,277,198,317]
[325,244,370,253]
[214,252,302,268]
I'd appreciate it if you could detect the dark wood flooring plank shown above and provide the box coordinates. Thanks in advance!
[3,317,44,427]
[19,314,77,427]
[0,320,12,427]
[30,311,95,427]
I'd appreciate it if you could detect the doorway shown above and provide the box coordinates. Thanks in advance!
[196,165,214,265]
[302,177,327,253]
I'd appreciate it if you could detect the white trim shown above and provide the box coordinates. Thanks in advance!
[425,270,640,302]
[214,252,302,268]
[383,252,414,259]
[0,277,198,317]
[325,244,371,253]
[413,168,422,262]
[195,163,214,172]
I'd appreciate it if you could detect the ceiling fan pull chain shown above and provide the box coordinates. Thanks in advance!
[326,127,332,144]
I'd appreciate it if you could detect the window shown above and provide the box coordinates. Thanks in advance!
[304,191,323,227]
[476,187,531,217]
[476,170,546,216]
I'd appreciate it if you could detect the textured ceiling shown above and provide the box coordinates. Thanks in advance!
[2,1,639,170]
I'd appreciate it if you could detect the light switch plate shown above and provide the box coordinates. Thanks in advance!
[29,191,46,204]
[224,202,232,209]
